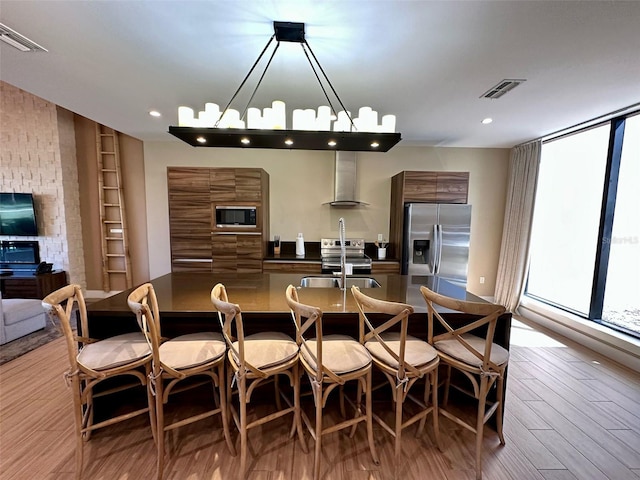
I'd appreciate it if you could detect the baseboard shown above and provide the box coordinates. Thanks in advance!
[519,297,640,373]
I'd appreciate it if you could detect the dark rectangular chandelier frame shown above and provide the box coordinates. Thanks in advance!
[168,21,401,152]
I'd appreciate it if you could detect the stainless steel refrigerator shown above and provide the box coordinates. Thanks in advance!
[402,203,471,285]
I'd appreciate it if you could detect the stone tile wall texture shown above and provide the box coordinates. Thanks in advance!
[0,81,86,289]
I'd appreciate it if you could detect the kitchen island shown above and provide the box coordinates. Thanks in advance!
[87,272,511,423]
[87,272,510,347]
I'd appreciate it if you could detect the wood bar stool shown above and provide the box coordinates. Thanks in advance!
[351,285,441,464]
[42,284,154,480]
[128,282,235,480]
[211,283,306,478]
[285,285,379,480]
[420,285,508,480]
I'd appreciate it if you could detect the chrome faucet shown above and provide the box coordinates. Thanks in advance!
[338,217,346,290]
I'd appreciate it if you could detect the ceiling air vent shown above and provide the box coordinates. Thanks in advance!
[0,23,48,52]
[480,79,525,99]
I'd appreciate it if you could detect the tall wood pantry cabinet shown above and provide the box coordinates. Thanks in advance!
[389,170,469,261]
[167,167,269,273]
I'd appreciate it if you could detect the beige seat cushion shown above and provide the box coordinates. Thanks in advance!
[301,334,371,375]
[78,332,151,371]
[365,332,438,369]
[231,331,298,370]
[434,333,509,368]
[160,332,226,370]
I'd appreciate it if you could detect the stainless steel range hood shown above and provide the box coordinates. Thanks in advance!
[325,151,368,207]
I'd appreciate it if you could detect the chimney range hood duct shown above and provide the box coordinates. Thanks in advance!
[325,151,368,207]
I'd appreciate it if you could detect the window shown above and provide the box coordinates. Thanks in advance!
[526,111,640,337]
[601,114,640,335]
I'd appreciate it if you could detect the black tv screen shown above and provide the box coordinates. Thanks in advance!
[0,193,39,236]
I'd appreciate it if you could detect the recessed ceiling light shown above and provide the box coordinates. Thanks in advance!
[149,110,161,117]
[328,140,337,147]
[284,139,294,146]
[481,117,493,125]
[196,136,206,143]
[371,142,380,148]
[241,138,250,145]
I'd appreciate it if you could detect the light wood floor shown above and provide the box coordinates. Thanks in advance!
[1,317,639,480]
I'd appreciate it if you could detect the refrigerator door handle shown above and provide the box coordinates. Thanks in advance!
[430,224,439,274]
[435,224,443,274]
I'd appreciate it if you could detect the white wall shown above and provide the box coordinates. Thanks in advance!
[143,141,509,296]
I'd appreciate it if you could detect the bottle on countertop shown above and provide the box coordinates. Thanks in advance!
[295,233,305,257]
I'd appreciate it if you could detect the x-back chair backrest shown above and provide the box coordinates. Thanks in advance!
[42,283,91,375]
[127,283,170,375]
[210,283,267,379]
[285,285,344,385]
[351,285,420,379]
[420,285,506,373]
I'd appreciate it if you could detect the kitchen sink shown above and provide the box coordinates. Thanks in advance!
[299,276,381,288]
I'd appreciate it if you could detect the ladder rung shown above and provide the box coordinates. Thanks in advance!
[103,221,122,224]
[106,270,127,274]
[102,186,119,190]
[106,237,123,240]
[104,203,121,207]
[106,254,125,257]
[100,151,116,154]
[101,169,117,173]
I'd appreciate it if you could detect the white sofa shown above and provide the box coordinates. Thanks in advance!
[0,290,47,345]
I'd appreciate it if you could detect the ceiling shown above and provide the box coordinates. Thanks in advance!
[1,1,639,148]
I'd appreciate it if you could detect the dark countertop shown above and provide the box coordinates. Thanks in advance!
[263,241,399,263]
[88,273,484,316]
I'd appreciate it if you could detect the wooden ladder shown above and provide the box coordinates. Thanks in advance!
[96,124,132,292]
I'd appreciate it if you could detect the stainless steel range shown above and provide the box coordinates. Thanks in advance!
[320,238,372,274]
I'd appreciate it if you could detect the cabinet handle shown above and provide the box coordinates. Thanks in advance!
[211,232,262,236]
[173,259,213,263]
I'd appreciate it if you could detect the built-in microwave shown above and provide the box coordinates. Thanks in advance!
[215,206,258,228]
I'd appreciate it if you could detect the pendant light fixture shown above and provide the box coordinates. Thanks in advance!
[169,21,402,152]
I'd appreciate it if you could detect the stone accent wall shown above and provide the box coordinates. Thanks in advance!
[0,81,86,288]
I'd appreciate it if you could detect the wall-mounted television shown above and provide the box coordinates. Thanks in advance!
[0,193,39,236]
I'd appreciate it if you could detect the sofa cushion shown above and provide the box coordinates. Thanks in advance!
[2,299,46,326]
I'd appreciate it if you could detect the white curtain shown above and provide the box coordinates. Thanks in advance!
[494,140,541,312]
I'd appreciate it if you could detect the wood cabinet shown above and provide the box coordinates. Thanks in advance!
[0,271,67,299]
[168,168,213,272]
[401,171,469,203]
[211,234,263,273]
[371,262,400,274]
[389,170,469,261]
[262,261,322,274]
[168,167,269,274]
[210,168,265,203]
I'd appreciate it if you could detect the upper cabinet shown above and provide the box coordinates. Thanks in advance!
[210,168,267,203]
[402,171,469,203]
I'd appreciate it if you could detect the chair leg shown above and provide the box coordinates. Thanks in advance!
[443,364,452,407]
[349,378,363,438]
[72,381,84,479]
[274,374,282,411]
[313,384,323,480]
[146,365,158,443]
[155,379,165,480]
[475,376,489,480]
[365,370,380,465]
[496,374,506,445]
[217,363,236,456]
[431,368,442,451]
[239,376,248,478]
[293,362,308,453]
[394,382,403,461]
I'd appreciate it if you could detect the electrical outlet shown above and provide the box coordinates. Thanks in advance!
[479,276,485,284]
[377,233,384,242]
